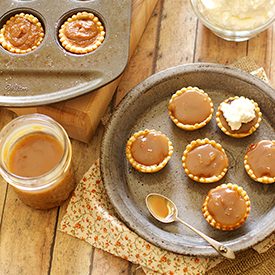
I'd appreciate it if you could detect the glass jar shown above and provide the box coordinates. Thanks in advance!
[0,114,75,210]
[190,0,275,41]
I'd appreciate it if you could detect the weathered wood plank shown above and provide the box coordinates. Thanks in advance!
[115,0,162,106]
[194,23,247,64]
[156,0,198,72]
[90,1,162,275]
[0,188,57,274]
[0,109,15,225]
[247,26,274,87]
[0,178,7,225]
[50,1,161,275]
[91,250,129,275]
[49,126,104,275]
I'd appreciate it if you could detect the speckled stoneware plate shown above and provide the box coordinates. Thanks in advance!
[101,63,275,257]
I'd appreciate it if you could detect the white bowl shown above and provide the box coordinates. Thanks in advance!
[190,0,275,41]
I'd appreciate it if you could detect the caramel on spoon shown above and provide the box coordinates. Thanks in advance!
[145,193,235,259]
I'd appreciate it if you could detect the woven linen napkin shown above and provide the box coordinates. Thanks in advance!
[60,57,274,274]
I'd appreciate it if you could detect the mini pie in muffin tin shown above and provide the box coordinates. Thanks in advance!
[59,11,105,54]
[0,13,44,54]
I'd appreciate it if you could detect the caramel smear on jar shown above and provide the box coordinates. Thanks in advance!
[8,132,63,177]
[185,144,228,177]
[131,131,169,166]
[207,187,247,226]
[0,13,44,53]
[246,140,275,178]
[169,90,212,124]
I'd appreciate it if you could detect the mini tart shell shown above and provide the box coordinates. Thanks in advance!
[126,129,173,173]
[244,140,275,184]
[0,13,44,54]
[59,11,105,54]
[182,138,228,183]
[202,183,251,231]
[168,86,214,131]
[216,96,262,138]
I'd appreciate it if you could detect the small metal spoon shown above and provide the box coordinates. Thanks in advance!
[145,193,235,259]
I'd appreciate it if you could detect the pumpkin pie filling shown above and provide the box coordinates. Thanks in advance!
[0,13,44,53]
[185,144,228,178]
[59,12,105,54]
[245,140,275,182]
[168,87,213,130]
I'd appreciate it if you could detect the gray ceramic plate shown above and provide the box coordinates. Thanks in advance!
[101,63,275,257]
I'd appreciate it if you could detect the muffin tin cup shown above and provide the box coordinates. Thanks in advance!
[0,0,131,106]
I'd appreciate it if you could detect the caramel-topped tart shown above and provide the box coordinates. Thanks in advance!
[216,96,262,138]
[244,140,275,184]
[168,87,213,130]
[0,13,44,54]
[202,183,251,231]
[182,138,228,183]
[59,11,105,54]
[126,129,173,173]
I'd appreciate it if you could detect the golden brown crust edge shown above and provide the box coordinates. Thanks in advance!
[182,138,228,183]
[202,183,251,231]
[216,96,262,138]
[126,129,173,173]
[244,140,275,184]
[0,13,44,54]
[59,11,105,54]
[168,87,214,131]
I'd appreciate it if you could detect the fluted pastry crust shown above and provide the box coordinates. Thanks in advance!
[202,183,251,231]
[126,129,173,173]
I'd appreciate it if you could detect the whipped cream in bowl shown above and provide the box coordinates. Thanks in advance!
[190,0,275,41]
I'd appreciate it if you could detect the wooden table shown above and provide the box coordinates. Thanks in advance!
[0,1,274,274]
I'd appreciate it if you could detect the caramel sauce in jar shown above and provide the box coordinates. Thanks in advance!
[0,114,75,210]
[8,133,64,177]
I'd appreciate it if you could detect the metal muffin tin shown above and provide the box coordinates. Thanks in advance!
[0,0,131,106]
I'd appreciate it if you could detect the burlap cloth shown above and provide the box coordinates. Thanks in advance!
[60,57,274,275]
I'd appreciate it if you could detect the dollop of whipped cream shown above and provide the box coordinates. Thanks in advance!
[220,97,256,131]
